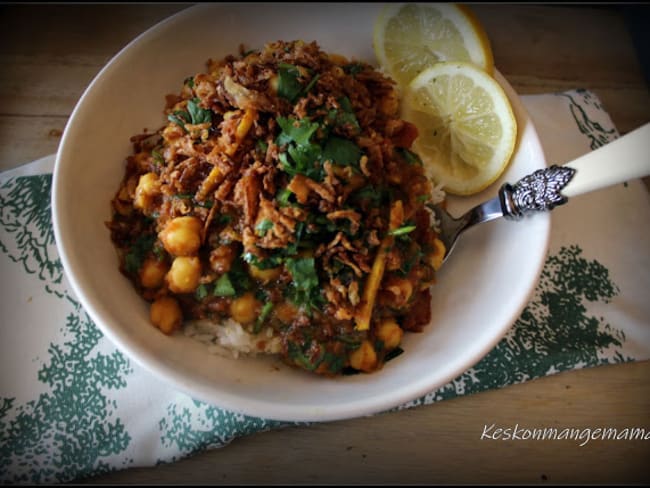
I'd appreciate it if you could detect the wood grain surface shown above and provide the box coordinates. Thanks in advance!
[1,4,648,485]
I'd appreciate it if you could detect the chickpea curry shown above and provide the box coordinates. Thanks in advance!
[107,40,446,376]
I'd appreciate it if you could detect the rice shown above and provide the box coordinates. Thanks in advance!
[184,319,282,359]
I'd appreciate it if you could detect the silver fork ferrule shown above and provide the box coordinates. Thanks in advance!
[499,165,576,220]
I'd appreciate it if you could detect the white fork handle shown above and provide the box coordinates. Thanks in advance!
[562,122,650,198]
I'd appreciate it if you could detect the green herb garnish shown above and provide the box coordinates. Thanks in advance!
[277,63,304,103]
[187,98,212,125]
[255,218,274,237]
[195,283,209,300]
[167,98,211,132]
[151,149,165,166]
[388,225,417,236]
[124,234,156,274]
[213,273,236,297]
[253,301,274,334]
[322,136,362,167]
[397,147,423,166]
[276,116,319,146]
[285,257,323,311]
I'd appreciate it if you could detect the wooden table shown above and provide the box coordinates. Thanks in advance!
[1,4,648,484]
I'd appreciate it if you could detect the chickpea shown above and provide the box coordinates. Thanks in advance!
[427,238,446,271]
[166,256,201,294]
[139,257,169,289]
[159,216,202,256]
[247,264,281,284]
[349,340,378,373]
[150,296,183,335]
[133,172,160,210]
[229,292,261,325]
[376,319,404,351]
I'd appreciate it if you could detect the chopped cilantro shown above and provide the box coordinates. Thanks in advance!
[167,111,190,132]
[195,283,209,300]
[324,96,360,134]
[213,273,236,297]
[276,188,295,207]
[338,96,354,113]
[256,139,269,156]
[285,257,322,311]
[243,252,284,270]
[277,63,304,103]
[217,214,232,226]
[322,136,362,167]
[196,199,213,208]
[255,218,274,237]
[287,341,325,371]
[342,63,364,75]
[389,224,417,237]
[151,149,165,166]
[187,98,212,124]
[228,258,253,294]
[302,74,320,96]
[172,193,194,200]
[352,185,389,207]
[167,98,211,132]
[124,234,156,274]
[253,301,275,334]
[286,142,323,176]
[276,116,319,146]
[183,76,195,88]
[397,147,423,166]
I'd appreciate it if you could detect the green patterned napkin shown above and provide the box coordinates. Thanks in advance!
[1,89,649,483]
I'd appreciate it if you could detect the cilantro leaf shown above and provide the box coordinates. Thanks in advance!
[167,110,190,132]
[276,116,319,146]
[124,234,156,274]
[285,257,322,311]
[243,252,284,270]
[277,63,304,103]
[342,63,364,76]
[302,74,320,96]
[322,136,362,167]
[287,143,323,176]
[213,273,236,297]
[187,98,212,125]
[397,147,423,166]
[255,218,274,237]
[151,149,165,166]
[276,188,295,207]
[195,283,210,300]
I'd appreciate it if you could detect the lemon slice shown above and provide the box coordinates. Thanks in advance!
[373,3,494,87]
[402,61,517,196]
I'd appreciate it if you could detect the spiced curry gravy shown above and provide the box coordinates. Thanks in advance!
[108,40,445,376]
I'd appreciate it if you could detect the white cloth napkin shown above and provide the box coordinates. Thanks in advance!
[1,89,649,483]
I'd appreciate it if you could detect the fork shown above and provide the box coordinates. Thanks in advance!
[430,122,650,266]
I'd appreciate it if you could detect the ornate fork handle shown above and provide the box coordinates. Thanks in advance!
[499,165,576,220]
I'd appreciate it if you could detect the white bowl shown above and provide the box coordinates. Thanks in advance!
[52,3,549,422]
